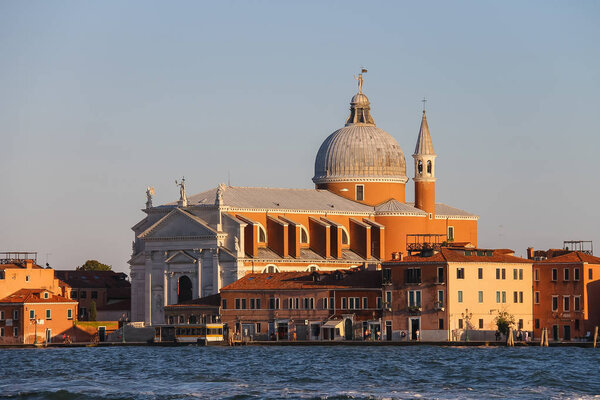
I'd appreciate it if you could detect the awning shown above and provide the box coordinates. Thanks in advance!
[322,320,342,328]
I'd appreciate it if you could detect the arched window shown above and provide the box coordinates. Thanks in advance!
[179,315,185,324]
[177,275,193,303]
[427,160,432,174]
[306,265,320,272]
[300,225,309,244]
[262,264,280,273]
[189,315,197,324]
[341,226,350,245]
[418,160,423,174]
[257,224,267,243]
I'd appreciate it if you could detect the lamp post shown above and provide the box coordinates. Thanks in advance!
[30,315,38,345]
[120,314,127,344]
[461,308,473,342]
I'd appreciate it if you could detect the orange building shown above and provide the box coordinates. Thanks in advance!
[0,289,77,344]
[530,249,600,341]
[130,74,479,325]
[0,255,65,299]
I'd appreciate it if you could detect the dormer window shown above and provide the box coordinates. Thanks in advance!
[427,160,432,174]
[257,224,267,243]
[300,226,309,244]
[355,185,364,201]
[43,292,49,299]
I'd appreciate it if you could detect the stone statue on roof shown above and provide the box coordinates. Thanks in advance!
[146,186,155,209]
[354,68,367,94]
[175,177,187,207]
[215,183,226,206]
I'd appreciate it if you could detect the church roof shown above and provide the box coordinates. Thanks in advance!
[171,186,374,213]
[406,202,477,218]
[414,110,435,155]
[375,199,427,215]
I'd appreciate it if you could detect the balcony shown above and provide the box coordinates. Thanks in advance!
[434,301,445,311]
[407,305,422,315]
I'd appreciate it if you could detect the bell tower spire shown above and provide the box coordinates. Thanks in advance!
[413,105,437,215]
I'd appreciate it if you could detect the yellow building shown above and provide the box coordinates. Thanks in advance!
[382,248,533,341]
[0,253,64,299]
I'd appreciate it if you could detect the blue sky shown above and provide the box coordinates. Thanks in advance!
[1,1,598,271]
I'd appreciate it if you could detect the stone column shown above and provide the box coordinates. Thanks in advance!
[144,253,152,325]
[196,254,202,298]
[163,271,169,306]
[212,248,219,294]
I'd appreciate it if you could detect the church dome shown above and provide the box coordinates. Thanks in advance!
[313,76,407,184]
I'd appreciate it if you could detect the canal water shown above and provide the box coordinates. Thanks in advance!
[1,346,599,399]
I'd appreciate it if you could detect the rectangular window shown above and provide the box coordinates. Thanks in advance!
[0,328,3,337]
[502,291,506,303]
[256,323,261,333]
[222,299,228,309]
[447,226,455,241]
[91,291,98,299]
[574,268,580,281]
[80,290,87,299]
[235,298,240,309]
[496,291,500,303]
[241,298,247,310]
[276,298,280,309]
[322,297,328,310]
[519,269,523,280]
[29,309,34,319]
[478,291,483,303]
[329,297,334,310]
[438,319,444,330]
[590,269,593,280]
[458,291,463,303]
[0,311,3,320]
[552,296,558,311]
[437,267,444,283]
[269,298,276,310]
[478,319,484,329]
[355,184,364,201]
[496,268,500,280]
[518,319,523,329]
[458,319,463,329]
[534,291,540,304]
[405,268,422,284]
[534,269,539,281]
[513,291,518,303]
[519,292,523,303]
[348,298,355,310]
[564,268,570,281]
[574,296,580,311]
[342,297,347,309]
[0,270,4,279]
[295,298,299,310]
[478,268,483,279]
[437,290,444,307]
[67,309,73,319]
[256,298,261,309]
[513,269,518,280]
[71,291,78,299]
[13,310,18,320]
[502,269,506,280]
[376,297,382,309]
[13,327,18,337]
[575,319,580,331]
[408,290,422,307]
[563,296,570,311]
[535,319,540,329]
[362,297,368,309]
[46,309,51,320]
[250,299,256,309]
[385,291,392,307]
[552,269,557,281]
[382,268,392,283]
[25,275,30,282]
[456,268,465,279]
[288,298,293,309]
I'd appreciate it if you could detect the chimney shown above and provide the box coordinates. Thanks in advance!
[25,259,33,269]
[526,247,534,260]
[398,252,404,261]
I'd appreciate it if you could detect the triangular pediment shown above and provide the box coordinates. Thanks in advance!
[128,252,146,266]
[165,250,198,264]
[138,208,217,239]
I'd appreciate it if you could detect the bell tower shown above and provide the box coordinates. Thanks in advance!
[413,109,437,215]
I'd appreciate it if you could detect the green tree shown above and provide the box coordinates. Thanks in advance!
[76,260,112,271]
[495,310,515,336]
[90,300,97,321]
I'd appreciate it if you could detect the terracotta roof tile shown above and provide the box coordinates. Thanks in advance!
[386,248,530,265]
[0,289,76,304]
[536,251,600,264]
[221,269,381,291]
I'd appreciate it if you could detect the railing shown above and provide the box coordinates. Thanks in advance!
[0,252,37,264]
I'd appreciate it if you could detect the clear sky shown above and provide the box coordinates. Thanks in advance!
[1,1,599,272]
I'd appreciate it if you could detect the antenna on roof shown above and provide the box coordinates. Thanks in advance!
[228,170,231,187]
[422,97,427,112]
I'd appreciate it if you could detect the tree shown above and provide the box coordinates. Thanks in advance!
[495,310,515,336]
[76,260,112,271]
[90,300,97,322]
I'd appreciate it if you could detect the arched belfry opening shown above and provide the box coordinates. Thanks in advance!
[178,276,193,303]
